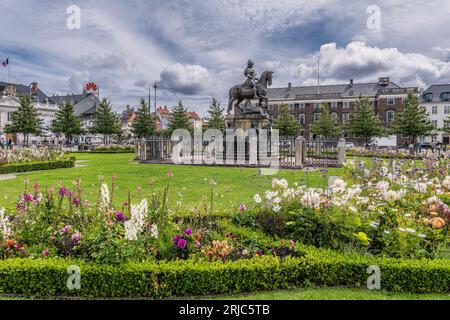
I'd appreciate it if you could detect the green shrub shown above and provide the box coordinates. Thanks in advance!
[0,247,448,298]
[0,158,75,174]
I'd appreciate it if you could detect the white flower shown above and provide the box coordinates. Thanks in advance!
[272,205,281,213]
[383,190,399,202]
[442,176,450,190]
[273,197,282,205]
[0,208,11,238]
[331,179,347,193]
[413,182,427,193]
[254,194,262,204]
[265,190,278,201]
[405,228,416,234]
[369,221,379,228]
[301,190,322,209]
[418,234,427,239]
[272,179,288,190]
[376,181,390,194]
[383,230,391,235]
[100,183,110,209]
[124,220,138,241]
[150,224,159,239]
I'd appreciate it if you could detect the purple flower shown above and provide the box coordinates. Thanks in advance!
[290,240,296,249]
[256,251,263,256]
[177,238,187,250]
[59,187,68,196]
[16,202,25,212]
[173,234,182,245]
[59,225,72,235]
[184,228,193,236]
[23,193,33,202]
[71,232,82,243]
[73,198,81,207]
[123,202,129,207]
[43,250,49,257]
[116,211,126,222]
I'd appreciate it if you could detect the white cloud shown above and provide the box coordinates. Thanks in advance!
[159,63,214,95]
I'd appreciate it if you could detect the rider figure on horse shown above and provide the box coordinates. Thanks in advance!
[243,60,257,97]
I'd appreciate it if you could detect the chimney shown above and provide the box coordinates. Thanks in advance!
[288,82,292,91]
[30,82,38,92]
[349,79,354,86]
[379,77,390,86]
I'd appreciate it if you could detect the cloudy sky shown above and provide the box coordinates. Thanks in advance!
[1,0,450,115]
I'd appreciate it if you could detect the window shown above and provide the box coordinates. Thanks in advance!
[342,113,350,124]
[387,98,395,105]
[432,106,438,115]
[386,110,395,124]
[423,93,433,102]
[445,106,450,114]
[7,112,13,122]
[294,103,299,110]
[314,103,321,111]
[441,92,450,101]
[444,122,450,129]
[299,103,305,110]
[314,113,320,123]
[299,114,305,125]
[331,102,337,109]
[268,104,274,111]
[289,104,295,111]
[432,120,438,128]
[343,101,350,109]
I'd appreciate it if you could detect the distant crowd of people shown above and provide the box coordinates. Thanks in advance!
[0,139,14,150]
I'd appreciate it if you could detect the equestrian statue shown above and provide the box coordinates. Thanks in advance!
[227,60,273,118]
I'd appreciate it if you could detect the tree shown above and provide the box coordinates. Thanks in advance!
[273,103,301,136]
[51,100,84,145]
[348,96,385,146]
[444,116,450,134]
[4,95,43,146]
[205,98,225,131]
[90,99,122,144]
[309,104,341,139]
[131,98,156,139]
[393,91,434,143]
[167,100,192,135]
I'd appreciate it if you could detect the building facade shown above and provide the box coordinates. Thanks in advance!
[0,82,58,145]
[420,84,450,145]
[267,77,419,144]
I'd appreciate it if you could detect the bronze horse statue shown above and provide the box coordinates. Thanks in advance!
[227,70,273,117]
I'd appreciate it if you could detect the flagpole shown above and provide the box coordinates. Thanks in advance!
[8,59,10,83]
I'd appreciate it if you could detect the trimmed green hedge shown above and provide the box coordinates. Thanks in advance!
[0,158,76,175]
[0,247,448,298]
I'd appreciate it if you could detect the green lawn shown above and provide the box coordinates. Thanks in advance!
[0,153,342,210]
[212,287,450,300]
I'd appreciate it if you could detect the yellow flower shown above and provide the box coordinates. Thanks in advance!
[432,217,446,229]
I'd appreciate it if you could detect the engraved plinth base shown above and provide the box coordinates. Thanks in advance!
[226,114,270,132]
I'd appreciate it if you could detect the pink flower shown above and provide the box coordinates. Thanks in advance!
[116,211,126,222]
[33,182,39,192]
[177,238,187,250]
[184,228,193,236]
[112,175,117,181]
[167,172,174,178]
[49,187,55,194]
[71,232,82,243]
[239,204,247,212]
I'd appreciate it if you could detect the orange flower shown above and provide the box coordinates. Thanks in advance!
[6,239,16,248]
[432,217,446,229]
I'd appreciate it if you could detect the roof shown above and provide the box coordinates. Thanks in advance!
[187,111,201,121]
[421,84,450,102]
[0,81,54,104]
[268,81,402,100]
[49,93,101,116]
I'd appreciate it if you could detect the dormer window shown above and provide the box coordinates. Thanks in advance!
[423,93,433,102]
[441,92,450,102]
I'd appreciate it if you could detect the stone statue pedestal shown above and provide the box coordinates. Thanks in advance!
[226,114,270,132]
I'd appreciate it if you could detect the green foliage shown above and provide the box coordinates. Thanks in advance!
[0,158,75,174]
[4,95,43,146]
[90,99,122,143]
[273,103,301,136]
[0,247,448,298]
[348,96,385,144]
[309,104,341,138]
[167,101,192,135]
[393,91,435,142]
[90,145,135,153]
[205,98,225,132]
[51,101,84,143]
[131,99,156,139]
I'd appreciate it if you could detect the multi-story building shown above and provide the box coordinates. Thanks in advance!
[50,84,103,145]
[267,77,419,144]
[420,84,450,145]
[0,82,58,145]
[156,106,203,131]
[120,106,136,138]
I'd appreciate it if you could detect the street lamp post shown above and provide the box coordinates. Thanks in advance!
[153,81,158,130]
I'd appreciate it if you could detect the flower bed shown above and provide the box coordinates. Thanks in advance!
[0,147,65,166]
[346,147,440,160]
